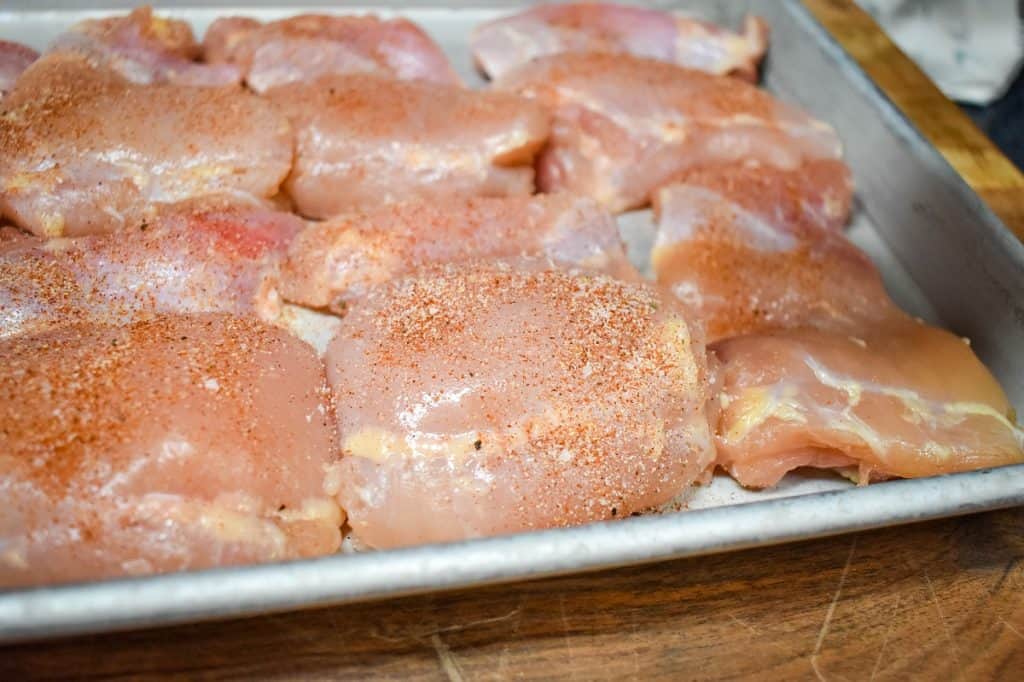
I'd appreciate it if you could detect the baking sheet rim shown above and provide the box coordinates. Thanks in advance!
[1,463,1023,644]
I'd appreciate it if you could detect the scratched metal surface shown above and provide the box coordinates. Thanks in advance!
[0,0,1022,644]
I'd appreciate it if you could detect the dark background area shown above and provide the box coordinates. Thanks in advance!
[962,67,1024,171]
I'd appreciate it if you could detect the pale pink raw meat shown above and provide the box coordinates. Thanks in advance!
[648,160,1022,487]
[326,260,714,548]
[48,7,240,87]
[472,3,768,81]
[277,193,635,313]
[0,53,292,237]
[0,41,38,98]
[664,159,854,234]
[0,313,343,587]
[267,73,548,218]
[712,322,1024,488]
[495,52,842,212]
[650,161,877,342]
[0,201,302,339]
[203,13,460,92]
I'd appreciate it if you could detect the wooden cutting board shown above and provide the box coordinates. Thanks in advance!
[805,0,1024,242]
[3,2,1022,679]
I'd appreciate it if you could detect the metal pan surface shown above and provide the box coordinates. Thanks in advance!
[0,0,1021,643]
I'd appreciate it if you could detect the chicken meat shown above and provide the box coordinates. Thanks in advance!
[204,13,460,92]
[277,193,635,313]
[0,201,302,339]
[0,313,343,587]
[650,162,876,342]
[266,73,548,218]
[495,52,842,212]
[472,3,768,81]
[648,159,1022,487]
[713,321,1024,488]
[326,260,714,548]
[47,6,240,87]
[0,53,292,236]
[0,41,38,98]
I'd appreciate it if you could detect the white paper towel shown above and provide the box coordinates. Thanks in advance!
[860,0,1024,104]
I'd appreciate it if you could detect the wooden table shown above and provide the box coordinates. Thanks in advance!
[5,2,1024,679]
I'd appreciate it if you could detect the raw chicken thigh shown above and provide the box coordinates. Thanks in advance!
[663,160,854,235]
[649,158,1023,487]
[327,260,714,548]
[267,73,548,218]
[0,313,343,587]
[472,3,768,81]
[0,202,302,339]
[713,322,1024,488]
[47,7,240,87]
[0,41,37,98]
[0,53,292,236]
[650,162,877,342]
[204,13,460,92]
[277,193,635,313]
[495,52,842,212]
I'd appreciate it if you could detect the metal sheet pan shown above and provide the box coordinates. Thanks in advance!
[1,0,1022,644]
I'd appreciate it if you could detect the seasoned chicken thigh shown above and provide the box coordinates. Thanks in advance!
[648,158,1021,486]
[472,3,768,81]
[713,322,1024,488]
[327,260,714,548]
[0,314,343,587]
[495,53,842,212]
[0,54,292,236]
[0,41,37,98]
[48,6,240,86]
[204,13,460,92]
[650,162,874,342]
[278,194,635,312]
[0,202,301,339]
[662,160,854,235]
[267,73,548,218]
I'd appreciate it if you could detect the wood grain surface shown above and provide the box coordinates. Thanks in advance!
[4,1,1024,679]
[804,0,1024,240]
[3,510,1024,681]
